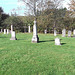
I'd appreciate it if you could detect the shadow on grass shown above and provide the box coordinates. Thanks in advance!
[39,40,54,43]
[61,43,66,45]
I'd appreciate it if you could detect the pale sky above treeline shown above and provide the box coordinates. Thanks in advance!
[0,0,70,16]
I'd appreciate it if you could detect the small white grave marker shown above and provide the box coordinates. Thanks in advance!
[55,38,61,45]
[44,29,47,34]
[28,25,31,33]
[10,31,17,40]
[7,29,9,34]
[4,29,6,34]
[62,29,66,37]
[54,30,57,36]
[68,30,71,37]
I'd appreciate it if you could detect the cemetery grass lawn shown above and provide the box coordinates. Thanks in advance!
[0,33,75,75]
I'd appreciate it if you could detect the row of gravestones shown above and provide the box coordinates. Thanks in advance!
[3,29,10,34]
[0,25,17,40]
[3,25,74,38]
[0,25,31,40]
[44,29,75,37]
[44,29,75,45]
[54,29,75,37]
[54,29,75,46]
[0,25,31,34]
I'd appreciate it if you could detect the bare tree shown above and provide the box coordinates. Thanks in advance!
[51,0,64,8]
[18,0,41,16]
[17,7,22,15]
[68,0,75,18]
[69,0,75,11]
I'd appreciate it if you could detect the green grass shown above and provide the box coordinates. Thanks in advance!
[0,33,75,75]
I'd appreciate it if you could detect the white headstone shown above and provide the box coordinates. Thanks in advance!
[44,29,47,34]
[54,29,57,36]
[62,29,66,37]
[73,29,75,37]
[68,30,71,37]
[11,25,13,33]
[28,25,31,33]
[4,29,6,34]
[32,20,39,43]
[55,38,61,45]
[10,31,17,40]
[7,29,9,34]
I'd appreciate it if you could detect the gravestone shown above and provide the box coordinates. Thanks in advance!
[68,30,71,37]
[55,38,61,45]
[11,25,13,33]
[7,29,9,34]
[28,25,31,33]
[73,29,75,37]
[62,29,66,37]
[4,29,6,34]
[44,29,47,34]
[32,19,39,43]
[1,29,2,33]
[10,31,17,40]
[54,29,57,36]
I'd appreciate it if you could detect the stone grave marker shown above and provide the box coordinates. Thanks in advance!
[55,38,61,45]
[68,30,71,37]
[28,25,31,33]
[10,31,17,40]
[54,29,57,36]
[32,19,39,43]
[7,29,9,34]
[62,29,66,37]
[44,29,47,34]
[4,29,6,34]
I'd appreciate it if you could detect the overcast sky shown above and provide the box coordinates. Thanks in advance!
[0,0,70,16]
